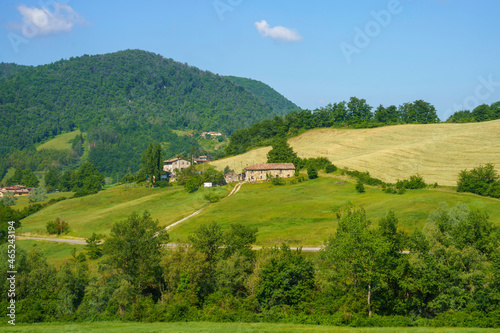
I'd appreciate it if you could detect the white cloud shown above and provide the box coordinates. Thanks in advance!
[17,2,85,37]
[254,20,302,42]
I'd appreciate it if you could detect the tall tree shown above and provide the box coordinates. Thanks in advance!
[103,211,168,291]
[266,138,298,164]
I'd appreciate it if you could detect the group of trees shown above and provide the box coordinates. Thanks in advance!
[43,162,105,197]
[446,102,500,123]
[2,204,499,327]
[457,163,499,198]
[224,98,440,156]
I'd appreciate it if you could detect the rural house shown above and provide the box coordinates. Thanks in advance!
[0,185,35,197]
[245,163,295,182]
[163,158,191,180]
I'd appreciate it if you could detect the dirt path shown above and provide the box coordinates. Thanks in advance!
[17,236,87,245]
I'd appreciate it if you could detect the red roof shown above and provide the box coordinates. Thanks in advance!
[163,158,190,163]
[245,163,295,171]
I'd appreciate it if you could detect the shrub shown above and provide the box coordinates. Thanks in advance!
[397,187,406,195]
[271,176,285,185]
[396,175,427,190]
[325,164,337,173]
[203,190,221,203]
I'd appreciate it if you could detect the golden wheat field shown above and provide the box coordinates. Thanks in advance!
[210,120,500,186]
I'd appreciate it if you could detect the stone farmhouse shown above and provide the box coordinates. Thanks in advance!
[245,163,296,182]
[163,158,191,180]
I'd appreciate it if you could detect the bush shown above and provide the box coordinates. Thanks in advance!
[457,163,499,198]
[46,217,69,235]
[155,180,171,188]
[396,175,426,190]
[397,187,406,195]
[203,190,221,203]
[325,164,337,173]
[384,187,397,194]
[271,176,285,185]
[343,169,385,186]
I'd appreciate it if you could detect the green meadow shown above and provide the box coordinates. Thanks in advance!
[19,185,230,239]
[35,129,83,151]
[3,321,500,333]
[15,239,84,267]
[169,176,500,247]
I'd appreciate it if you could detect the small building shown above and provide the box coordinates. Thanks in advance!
[204,182,213,188]
[245,163,296,182]
[163,158,191,181]
[224,172,245,183]
[0,185,35,197]
[194,156,209,164]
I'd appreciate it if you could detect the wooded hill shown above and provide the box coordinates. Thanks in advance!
[0,50,297,177]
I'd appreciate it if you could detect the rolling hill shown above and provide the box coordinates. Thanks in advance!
[0,49,297,177]
[210,120,500,186]
[226,76,299,115]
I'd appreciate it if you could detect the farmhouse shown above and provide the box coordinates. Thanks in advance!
[224,171,245,183]
[245,163,295,182]
[0,185,35,197]
[163,158,191,181]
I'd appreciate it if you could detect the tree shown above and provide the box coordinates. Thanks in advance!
[252,244,315,308]
[0,191,17,207]
[347,97,373,123]
[457,163,499,198]
[28,186,47,203]
[72,162,105,196]
[355,179,365,193]
[46,217,70,235]
[266,137,298,164]
[103,211,168,291]
[320,205,385,316]
[307,165,318,179]
[85,233,103,259]
[44,168,61,190]
[472,104,492,122]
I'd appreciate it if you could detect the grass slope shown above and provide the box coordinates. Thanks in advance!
[169,176,500,247]
[4,322,499,332]
[15,239,84,267]
[19,185,229,239]
[35,129,82,151]
[210,120,500,186]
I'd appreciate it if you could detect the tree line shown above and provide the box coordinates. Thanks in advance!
[223,97,440,156]
[223,98,500,158]
[1,204,499,327]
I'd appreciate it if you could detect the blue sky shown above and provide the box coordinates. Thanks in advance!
[1,0,499,120]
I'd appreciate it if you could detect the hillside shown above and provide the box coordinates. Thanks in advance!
[0,49,295,177]
[210,120,500,186]
[18,177,500,246]
[226,76,299,115]
[0,62,29,77]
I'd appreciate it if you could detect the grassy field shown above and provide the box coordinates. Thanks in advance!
[11,191,73,210]
[35,129,83,151]
[209,120,500,186]
[3,321,499,332]
[15,239,84,267]
[19,185,230,239]
[169,176,500,247]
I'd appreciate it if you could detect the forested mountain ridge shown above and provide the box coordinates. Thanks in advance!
[0,49,295,177]
[0,62,29,78]
[226,76,299,115]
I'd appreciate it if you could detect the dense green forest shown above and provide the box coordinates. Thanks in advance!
[2,204,499,327]
[223,98,500,156]
[0,50,295,179]
[0,62,29,78]
[226,76,299,115]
